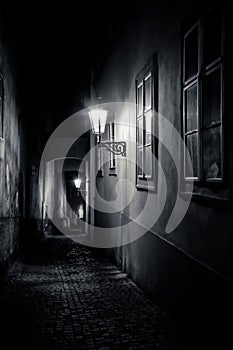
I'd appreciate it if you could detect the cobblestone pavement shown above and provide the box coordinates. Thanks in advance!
[0,236,182,350]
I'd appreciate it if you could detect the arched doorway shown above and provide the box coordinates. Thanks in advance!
[43,157,89,235]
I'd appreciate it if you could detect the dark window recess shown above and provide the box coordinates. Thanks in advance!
[109,121,116,169]
[183,4,224,183]
[136,54,158,190]
[0,74,3,138]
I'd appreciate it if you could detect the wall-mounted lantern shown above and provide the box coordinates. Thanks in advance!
[74,178,82,189]
[88,108,126,157]
[74,177,87,197]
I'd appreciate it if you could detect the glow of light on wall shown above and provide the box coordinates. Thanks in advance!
[74,178,82,189]
[88,109,108,135]
[78,206,84,219]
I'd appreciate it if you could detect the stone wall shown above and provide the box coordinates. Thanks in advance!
[0,8,24,276]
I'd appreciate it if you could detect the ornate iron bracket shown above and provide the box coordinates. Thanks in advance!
[99,141,126,157]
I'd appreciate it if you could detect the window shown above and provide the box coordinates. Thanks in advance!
[109,121,116,169]
[136,55,158,190]
[0,74,3,139]
[183,5,224,183]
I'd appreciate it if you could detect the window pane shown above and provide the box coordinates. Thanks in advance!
[203,127,222,179]
[110,153,116,168]
[144,145,152,177]
[138,117,143,146]
[137,148,143,176]
[0,77,2,137]
[110,122,115,140]
[145,111,152,145]
[203,68,221,127]
[204,7,222,66]
[0,78,2,96]
[109,122,116,169]
[184,25,198,81]
[137,84,143,115]
[185,83,198,132]
[0,97,2,136]
[145,75,151,109]
[185,133,198,177]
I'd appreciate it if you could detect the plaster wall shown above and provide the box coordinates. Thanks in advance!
[93,3,233,313]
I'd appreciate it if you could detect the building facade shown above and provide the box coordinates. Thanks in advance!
[90,1,233,318]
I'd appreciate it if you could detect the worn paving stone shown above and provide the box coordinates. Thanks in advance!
[0,236,182,349]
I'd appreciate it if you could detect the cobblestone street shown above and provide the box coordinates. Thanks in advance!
[0,236,182,350]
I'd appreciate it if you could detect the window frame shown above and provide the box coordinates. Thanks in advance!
[109,121,116,169]
[108,120,117,176]
[136,54,158,191]
[0,72,4,140]
[182,5,225,185]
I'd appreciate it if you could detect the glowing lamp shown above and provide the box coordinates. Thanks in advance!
[88,109,108,138]
[74,178,82,189]
[88,107,126,157]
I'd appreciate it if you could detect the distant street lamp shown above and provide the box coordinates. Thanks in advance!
[78,205,84,219]
[74,178,82,189]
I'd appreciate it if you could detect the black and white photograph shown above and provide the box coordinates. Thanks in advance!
[0,1,232,349]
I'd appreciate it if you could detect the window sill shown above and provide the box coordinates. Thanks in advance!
[136,183,157,192]
[109,168,117,176]
[180,180,231,206]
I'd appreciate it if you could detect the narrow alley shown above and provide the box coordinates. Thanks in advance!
[1,1,233,349]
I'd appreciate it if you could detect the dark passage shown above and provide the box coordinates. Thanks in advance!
[1,2,233,349]
[0,237,180,350]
